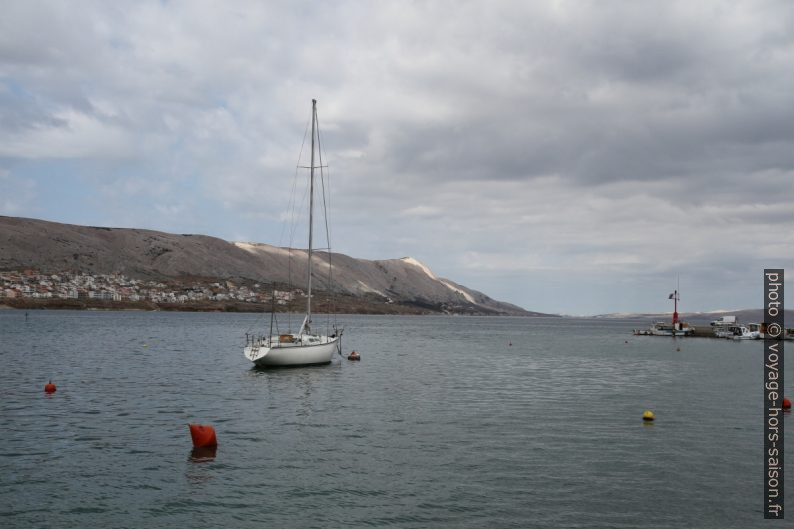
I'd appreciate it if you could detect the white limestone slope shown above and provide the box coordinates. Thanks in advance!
[400,256,438,279]
[401,256,477,305]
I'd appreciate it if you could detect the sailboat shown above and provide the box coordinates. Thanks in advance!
[243,99,343,367]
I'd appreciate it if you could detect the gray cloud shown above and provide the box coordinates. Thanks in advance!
[1,0,793,313]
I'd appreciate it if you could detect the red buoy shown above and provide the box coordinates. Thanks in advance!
[44,380,56,394]
[347,351,360,361]
[783,398,791,411]
[188,423,218,448]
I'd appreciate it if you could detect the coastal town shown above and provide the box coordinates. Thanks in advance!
[0,270,298,305]
[0,268,492,315]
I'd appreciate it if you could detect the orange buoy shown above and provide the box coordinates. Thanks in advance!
[783,398,791,411]
[188,423,218,448]
[347,351,360,361]
[44,380,56,394]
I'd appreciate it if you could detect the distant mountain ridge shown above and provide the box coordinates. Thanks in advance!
[591,309,794,324]
[0,215,545,316]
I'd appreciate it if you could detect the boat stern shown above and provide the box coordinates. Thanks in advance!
[244,343,271,363]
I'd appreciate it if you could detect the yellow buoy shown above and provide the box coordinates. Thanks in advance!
[643,410,655,422]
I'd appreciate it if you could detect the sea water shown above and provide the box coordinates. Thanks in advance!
[0,311,789,528]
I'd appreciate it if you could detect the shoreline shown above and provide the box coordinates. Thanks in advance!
[0,297,551,316]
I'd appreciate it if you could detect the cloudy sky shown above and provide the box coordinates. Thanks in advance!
[2,0,793,314]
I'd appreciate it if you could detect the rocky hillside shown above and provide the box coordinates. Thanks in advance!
[0,215,546,316]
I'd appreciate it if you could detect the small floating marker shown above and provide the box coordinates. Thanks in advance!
[44,380,56,394]
[347,351,361,361]
[783,398,791,411]
[143,343,149,348]
[508,341,512,346]
[642,410,655,422]
[188,424,218,448]
[624,340,628,344]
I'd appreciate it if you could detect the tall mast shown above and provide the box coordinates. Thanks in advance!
[306,99,317,329]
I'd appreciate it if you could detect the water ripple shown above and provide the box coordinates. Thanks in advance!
[0,311,780,528]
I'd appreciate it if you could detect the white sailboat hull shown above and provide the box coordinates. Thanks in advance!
[244,335,341,367]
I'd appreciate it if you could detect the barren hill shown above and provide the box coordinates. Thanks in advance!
[0,215,545,316]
